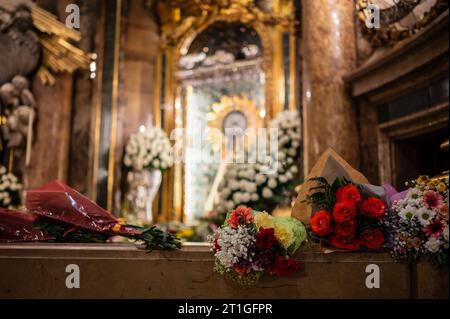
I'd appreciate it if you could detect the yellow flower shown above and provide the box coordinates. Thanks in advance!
[427,181,437,190]
[417,176,430,185]
[436,182,447,193]
[274,223,295,249]
[254,212,274,230]
[176,228,194,239]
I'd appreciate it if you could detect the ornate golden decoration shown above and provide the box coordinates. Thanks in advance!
[155,0,295,47]
[206,95,263,154]
[31,6,94,85]
[357,0,449,47]
[149,0,297,222]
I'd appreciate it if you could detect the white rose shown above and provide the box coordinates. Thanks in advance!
[233,192,242,204]
[246,183,257,193]
[241,192,251,203]
[221,188,231,199]
[262,188,273,199]
[268,178,277,189]
[229,180,240,190]
[255,174,267,185]
[288,148,297,157]
[279,175,288,184]
[286,172,293,180]
[226,201,235,211]
[251,193,259,202]
[290,166,298,174]
[425,238,442,253]
[278,152,286,161]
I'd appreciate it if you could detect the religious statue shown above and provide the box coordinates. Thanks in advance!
[0,0,41,85]
[0,0,92,170]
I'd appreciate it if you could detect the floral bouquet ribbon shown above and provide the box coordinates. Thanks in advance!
[210,206,307,286]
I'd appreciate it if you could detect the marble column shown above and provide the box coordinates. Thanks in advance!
[302,0,359,173]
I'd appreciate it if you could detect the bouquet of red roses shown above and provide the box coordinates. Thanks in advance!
[306,177,387,251]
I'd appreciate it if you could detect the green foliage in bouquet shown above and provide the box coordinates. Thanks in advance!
[34,219,109,243]
[274,216,308,256]
[304,177,356,211]
[34,219,181,250]
[127,225,182,251]
[213,260,264,286]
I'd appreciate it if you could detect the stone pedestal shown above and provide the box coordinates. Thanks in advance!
[301,0,359,173]
[0,243,447,299]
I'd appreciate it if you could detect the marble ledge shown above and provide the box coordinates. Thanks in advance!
[0,242,447,299]
[0,242,397,262]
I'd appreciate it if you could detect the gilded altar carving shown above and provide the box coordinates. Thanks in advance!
[357,0,449,46]
[0,0,93,86]
[152,0,295,47]
[145,0,297,222]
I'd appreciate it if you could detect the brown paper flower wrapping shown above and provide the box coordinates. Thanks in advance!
[291,148,369,225]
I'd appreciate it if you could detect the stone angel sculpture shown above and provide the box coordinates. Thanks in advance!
[0,0,92,167]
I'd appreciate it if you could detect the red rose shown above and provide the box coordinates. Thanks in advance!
[310,210,334,236]
[361,197,386,220]
[361,228,385,250]
[329,235,361,251]
[332,201,356,223]
[256,228,278,250]
[228,206,254,228]
[336,184,362,203]
[335,220,357,237]
[269,256,300,277]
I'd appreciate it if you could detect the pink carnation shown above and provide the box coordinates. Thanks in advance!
[423,191,443,210]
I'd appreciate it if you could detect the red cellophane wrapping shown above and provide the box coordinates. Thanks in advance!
[0,208,53,242]
[26,180,140,237]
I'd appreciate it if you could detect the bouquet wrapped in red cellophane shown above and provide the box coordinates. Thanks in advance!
[1,181,180,250]
[0,208,52,242]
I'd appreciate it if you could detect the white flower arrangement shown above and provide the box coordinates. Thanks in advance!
[0,165,22,208]
[216,111,302,213]
[388,176,449,265]
[124,127,174,171]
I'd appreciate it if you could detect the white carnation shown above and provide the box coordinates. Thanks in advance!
[425,237,442,253]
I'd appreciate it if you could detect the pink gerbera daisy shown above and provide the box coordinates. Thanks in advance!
[424,219,445,238]
[423,191,443,210]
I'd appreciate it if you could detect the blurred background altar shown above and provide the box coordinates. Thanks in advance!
[0,0,448,237]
